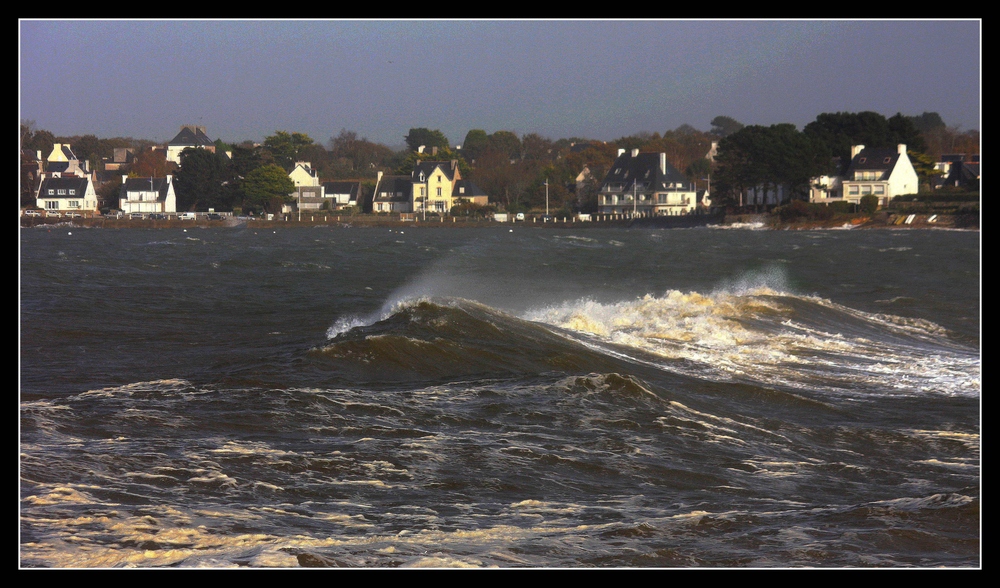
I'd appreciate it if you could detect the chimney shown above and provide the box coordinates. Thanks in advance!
[631,148,639,158]
[418,145,425,154]
[851,145,865,158]
[660,153,667,175]
[432,146,438,156]
[897,144,907,155]
[122,174,127,184]
[451,159,457,170]
[617,148,625,157]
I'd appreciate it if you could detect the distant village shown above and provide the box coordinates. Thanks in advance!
[20,112,979,222]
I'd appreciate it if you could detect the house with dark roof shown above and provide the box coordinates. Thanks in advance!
[166,125,216,164]
[36,175,98,213]
[840,144,918,206]
[322,182,362,209]
[597,149,697,215]
[942,160,980,190]
[452,180,489,207]
[411,160,462,214]
[119,175,177,214]
[371,172,413,213]
[45,143,88,176]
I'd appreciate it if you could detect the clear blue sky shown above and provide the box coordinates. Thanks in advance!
[19,19,981,148]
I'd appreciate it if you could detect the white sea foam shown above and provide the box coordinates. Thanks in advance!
[524,285,979,398]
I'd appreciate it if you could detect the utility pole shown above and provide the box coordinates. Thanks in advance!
[545,178,549,216]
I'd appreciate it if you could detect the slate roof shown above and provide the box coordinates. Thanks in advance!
[372,176,412,202]
[120,177,171,201]
[600,152,692,194]
[38,176,91,197]
[453,180,488,198]
[845,147,900,179]
[322,182,361,198]
[168,126,214,147]
[412,161,457,182]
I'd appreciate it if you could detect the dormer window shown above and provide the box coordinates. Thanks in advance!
[859,157,866,164]
[419,172,425,182]
[883,157,892,164]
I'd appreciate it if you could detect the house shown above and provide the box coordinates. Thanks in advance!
[165,125,216,165]
[840,144,918,206]
[597,149,697,216]
[288,161,324,209]
[809,175,843,204]
[452,180,489,207]
[36,175,99,213]
[46,143,88,176]
[942,159,980,190]
[371,171,413,213]
[119,175,177,214]
[321,182,362,209]
[411,160,462,213]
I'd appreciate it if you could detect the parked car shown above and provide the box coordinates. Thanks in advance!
[515,213,525,221]
[206,213,222,220]
[130,213,144,220]
[24,210,41,217]
[177,212,196,220]
[149,213,166,220]
[66,212,82,218]
[47,211,61,218]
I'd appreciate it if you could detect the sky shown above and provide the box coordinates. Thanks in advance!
[19,19,981,149]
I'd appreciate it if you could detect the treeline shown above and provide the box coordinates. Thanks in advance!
[21,111,979,213]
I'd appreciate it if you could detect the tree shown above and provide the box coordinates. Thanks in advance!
[487,130,522,160]
[404,128,449,152]
[906,112,946,133]
[710,116,744,137]
[460,129,489,162]
[130,148,175,178]
[174,148,232,211]
[328,129,395,177]
[859,194,879,214]
[263,131,314,171]
[241,164,295,214]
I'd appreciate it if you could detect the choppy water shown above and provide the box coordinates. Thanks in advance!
[20,225,980,568]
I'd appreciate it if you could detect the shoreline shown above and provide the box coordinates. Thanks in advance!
[18,211,979,231]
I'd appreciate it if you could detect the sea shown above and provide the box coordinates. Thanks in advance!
[19,222,980,568]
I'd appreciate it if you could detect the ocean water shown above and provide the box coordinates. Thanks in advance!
[19,224,980,568]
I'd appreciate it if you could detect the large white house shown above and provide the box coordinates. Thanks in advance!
[598,149,698,216]
[840,144,919,206]
[36,175,99,213]
[119,175,177,214]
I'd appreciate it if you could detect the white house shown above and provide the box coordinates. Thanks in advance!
[598,149,697,216]
[36,175,99,213]
[166,125,216,165]
[119,175,177,214]
[321,182,362,209]
[840,144,919,206]
[371,171,413,213]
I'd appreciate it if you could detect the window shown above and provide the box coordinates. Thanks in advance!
[68,189,76,195]
[874,185,885,195]
[859,157,866,164]
[57,189,66,195]
[436,187,442,196]
[861,185,872,195]
[883,157,892,164]
[420,187,425,196]
[848,185,859,195]
[47,189,54,195]
[45,201,58,209]
[459,187,465,194]
[68,201,79,208]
